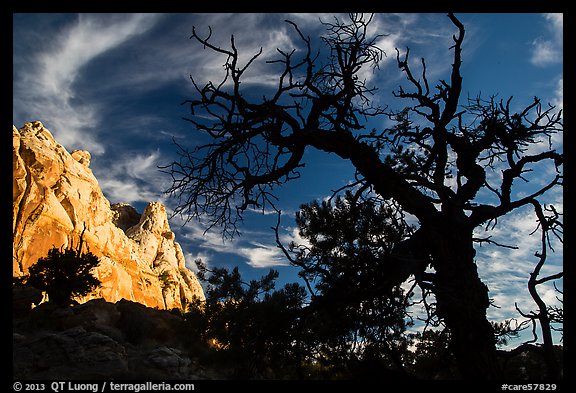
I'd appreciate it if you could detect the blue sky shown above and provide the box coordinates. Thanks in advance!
[13,13,563,346]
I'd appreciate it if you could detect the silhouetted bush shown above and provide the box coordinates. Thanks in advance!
[185,261,308,379]
[27,239,101,306]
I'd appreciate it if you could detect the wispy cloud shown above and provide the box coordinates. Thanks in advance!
[181,14,327,93]
[97,150,168,205]
[184,13,455,99]
[238,243,289,268]
[168,208,304,269]
[13,13,163,155]
[475,203,563,323]
[36,14,159,96]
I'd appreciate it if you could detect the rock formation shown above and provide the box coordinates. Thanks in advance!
[13,121,205,310]
[13,297,223,379]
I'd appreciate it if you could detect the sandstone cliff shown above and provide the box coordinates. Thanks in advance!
[13,121,205,310]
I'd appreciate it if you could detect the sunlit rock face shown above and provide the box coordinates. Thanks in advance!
[13,121,205,310]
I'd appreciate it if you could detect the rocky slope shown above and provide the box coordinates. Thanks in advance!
[13,294,222,379]
[13,121,205,310]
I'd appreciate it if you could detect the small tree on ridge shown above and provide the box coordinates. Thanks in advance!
[27,227,101,306]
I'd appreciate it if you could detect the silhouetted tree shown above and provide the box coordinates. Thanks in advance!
[186,260,308,378]
[278,191,415,376]
[27,228,101,306]
[404,328,457,379]
[164,13,563,379]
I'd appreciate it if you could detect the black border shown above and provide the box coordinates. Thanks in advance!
[6,2,572,391]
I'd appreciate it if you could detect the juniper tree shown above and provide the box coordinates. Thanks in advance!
[27,228,101,305]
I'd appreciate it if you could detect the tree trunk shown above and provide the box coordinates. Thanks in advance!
[528,274,562,380]
[428,220,502,379]
[307,135,503,378]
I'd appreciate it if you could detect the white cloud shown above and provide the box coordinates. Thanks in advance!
[279,225,311,250]
[544,13,563,33]
[355,33,401,86]
[124,151,162,181]
[530,13,563,66]
[553,77,563,111]
[96,150,168,205]
[97,178,140,204]
[475,202,563,326]
[171,211,299,269]
[178,219,234,254]
[183,251,210,273]
[536,76,563,154]
[187,14,303,91]
[530,39,560,66]
[238,243,289,268]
